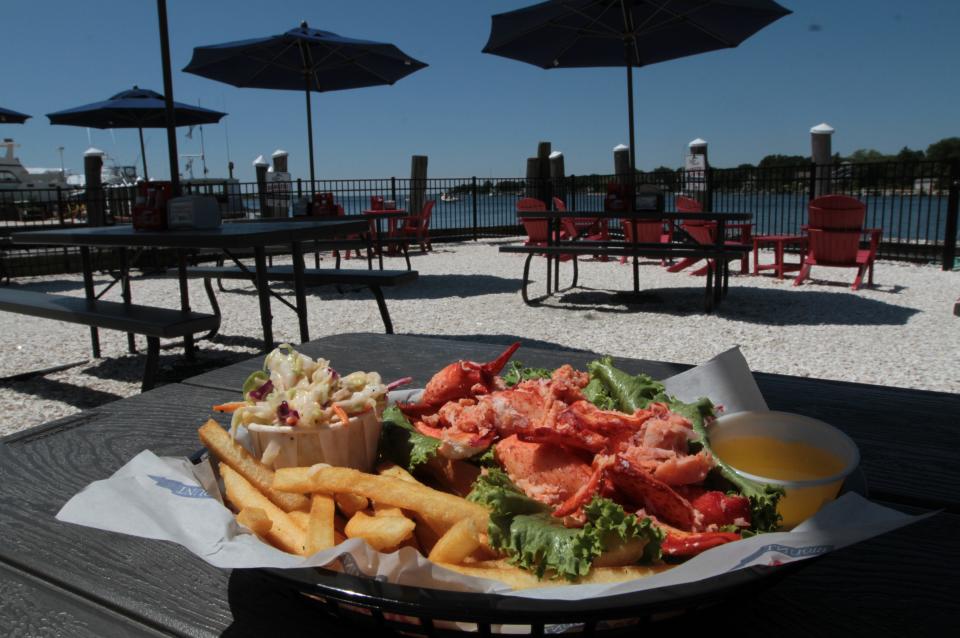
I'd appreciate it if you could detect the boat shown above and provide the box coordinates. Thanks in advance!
[0,138,72,192]
[440,191,459,202]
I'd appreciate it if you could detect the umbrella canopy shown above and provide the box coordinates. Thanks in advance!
[47,87,226,180]
[483,0,791,176]
[183,22,428,183]
[0,107,31,124]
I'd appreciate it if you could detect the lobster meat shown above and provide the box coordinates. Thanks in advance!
[402,346,751,556]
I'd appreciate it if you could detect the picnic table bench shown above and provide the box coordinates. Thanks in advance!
[173,264,418,334]
[0,287,218,390]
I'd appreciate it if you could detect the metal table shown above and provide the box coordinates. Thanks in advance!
[11,219,367,354]
[0,333,955,636]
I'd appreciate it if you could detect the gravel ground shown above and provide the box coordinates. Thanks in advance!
[2,238,958,436]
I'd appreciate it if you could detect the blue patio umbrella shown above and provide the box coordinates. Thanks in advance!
[483,0,791,176]
[47,87,226,180]
[0,107,31,124]
[183,21,428,184]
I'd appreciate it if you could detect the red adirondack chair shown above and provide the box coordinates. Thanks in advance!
[517,197,559,249]
[667,196,752,275]
[390,199,435,253]
[554,197,608,241]
[793,195,881,290]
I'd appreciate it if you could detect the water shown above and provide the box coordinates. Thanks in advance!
[240,191,955,245]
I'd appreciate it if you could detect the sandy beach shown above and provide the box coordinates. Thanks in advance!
[1,237,957,436]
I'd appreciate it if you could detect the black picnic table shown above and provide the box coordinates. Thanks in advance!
[11,219,368,354]
[507,210,752,310]
[0,333,956,636]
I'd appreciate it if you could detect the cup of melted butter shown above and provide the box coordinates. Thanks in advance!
[708,411,860,529]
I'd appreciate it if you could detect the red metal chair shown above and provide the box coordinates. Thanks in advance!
[390,199,435,253]
[794,195,881,290]
[554,197,608,242]
[668,196,752,275]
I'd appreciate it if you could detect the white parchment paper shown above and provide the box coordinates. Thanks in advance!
[56,347,927,598]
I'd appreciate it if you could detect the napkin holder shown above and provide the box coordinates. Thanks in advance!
[166,196,222,229]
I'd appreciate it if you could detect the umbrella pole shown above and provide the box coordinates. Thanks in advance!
[304,80,316,187]
[138,127,149,181]
[156,0,180,197]
[626,62,636,177]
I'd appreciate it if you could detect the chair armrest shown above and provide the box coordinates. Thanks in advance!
[864,227,882,250]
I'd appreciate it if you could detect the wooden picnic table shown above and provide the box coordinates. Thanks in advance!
[508,210,752,310]
[0,333,956,636]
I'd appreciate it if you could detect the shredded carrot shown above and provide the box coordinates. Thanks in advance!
[212,401,246,413]
[332,404,351,425]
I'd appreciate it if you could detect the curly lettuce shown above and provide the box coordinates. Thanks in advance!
[501,361,552,387]
[468,469,662,580]
[377,405,440,471]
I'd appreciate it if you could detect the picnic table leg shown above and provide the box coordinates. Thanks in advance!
[704,260,714,312]
[375,217,385,271]
[253,246,274,351]
[119,247,136,354]
[80,246,100,358]
[291,240,309,343]
[177,250,195,359]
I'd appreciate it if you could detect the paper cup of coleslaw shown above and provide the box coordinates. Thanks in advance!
[245,409,382,471]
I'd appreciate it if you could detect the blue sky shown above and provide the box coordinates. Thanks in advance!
[3,1,958,181]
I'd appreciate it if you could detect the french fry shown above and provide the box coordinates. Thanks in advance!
[305,494,336,554]
[344,511,415,552]
[288,510,309,530]
[373,507,406,518]
[437,560,663,590]
[334,493,369,517]
[427,519,480,565]
[274,466,489,535]
[376,463,418,483]
[592,537,651,568]
[198,419,310,513]
[236,507,272,539]
[221,464,306,555]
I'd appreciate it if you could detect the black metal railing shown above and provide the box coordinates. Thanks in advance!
[2,158,957,279]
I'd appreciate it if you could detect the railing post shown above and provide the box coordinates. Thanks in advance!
[471,176,478,241]
[704,167,713,211]
[808,161,817,201]
[56,187,65,224]
[943,158,959,271]
[570,175,577,210]
[296,178,302,199]
[390,176,397,204]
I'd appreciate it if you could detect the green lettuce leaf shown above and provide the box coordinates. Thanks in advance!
[377,405,440,471]
[501,361,552,387]
[468,469,662,580]
[582,377,616,410]
[586,356,665,413]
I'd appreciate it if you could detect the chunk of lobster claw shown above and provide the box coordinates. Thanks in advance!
[398,342,520,417]
[660,528,742,557]
[607,454,703,531]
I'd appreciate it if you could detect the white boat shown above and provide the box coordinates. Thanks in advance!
[440,191,459,202]
[0,138,71,192]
